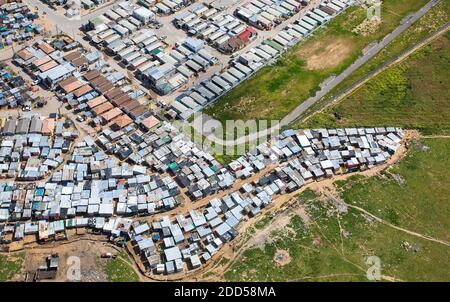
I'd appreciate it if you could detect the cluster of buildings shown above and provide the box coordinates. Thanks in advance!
[0,65,40,110]
[0,122,404,274]
[0,1,42,47]
[174,2,257,54]
[41,0,103,18]
[139,0,197,15]
[84,2,219,95]
[96,120,236,200]
[0,126,187,241]
[234,0,304,31]
[0,113,77,180]
[172,0,352,120]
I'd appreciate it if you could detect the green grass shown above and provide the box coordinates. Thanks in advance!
[225,138,450,281]
[295,0,450,128]
[103,252,139,282]
[204,0,430,124]
[297,31,450,134]
[255,213,275,230]
[0,252,25,282]
[340,138,450,241]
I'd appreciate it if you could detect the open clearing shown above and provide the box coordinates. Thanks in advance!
[204,0,430,124]
[224,137,450,281]
[298,0,450,124]
[297,37,356,71]
[298,30,450,135]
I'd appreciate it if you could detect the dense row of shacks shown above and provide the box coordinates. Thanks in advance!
[96,120,235,200]
[129,127,405,274]
[13,37,152,130]
[174,2,258,54]
[0,123,404,275]
[0,2,42,46]
[139,0,196,15]
[0,0,398,275]
[171,0,352,119]
[83,1,219,95]
[234,0,304,31]
[0,64,40,110]
[0,113,77,180]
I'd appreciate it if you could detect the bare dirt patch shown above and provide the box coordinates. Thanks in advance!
[297,37,355,70]
[273,249,292,267]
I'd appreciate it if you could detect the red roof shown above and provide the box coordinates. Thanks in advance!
[238,27,256,43]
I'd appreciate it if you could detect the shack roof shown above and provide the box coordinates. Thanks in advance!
[32,55,51,67]
[38,60,58,72]
[96,81,114,94]
[105,87,123,100]
[101,107,123,121]
[164,246,182,262]
[61,79,84,93]
[90,75,108,87]
[111,114,133,129]
[58,76,78,89]
[17,48,33,60]
[141,115,160,130]
[87,95,107,109]
[72,56,87,67]
[63,50,82,62]
[73,85,93,98]
[129,105,147,117]
[120,100,140,112]
[92,101,114,115]
[111,94,131,107]
[41,118,55,135]
[83,70,101,81]
[37,42,54,54]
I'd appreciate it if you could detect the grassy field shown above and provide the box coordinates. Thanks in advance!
[225,138,450,281]
[297,31,450,134]
[295,0,450,126]
[103,252,140,282]
[0,252,24,282]
[204,0,430,124]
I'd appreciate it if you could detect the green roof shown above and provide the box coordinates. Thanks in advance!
[264,39,283,51]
